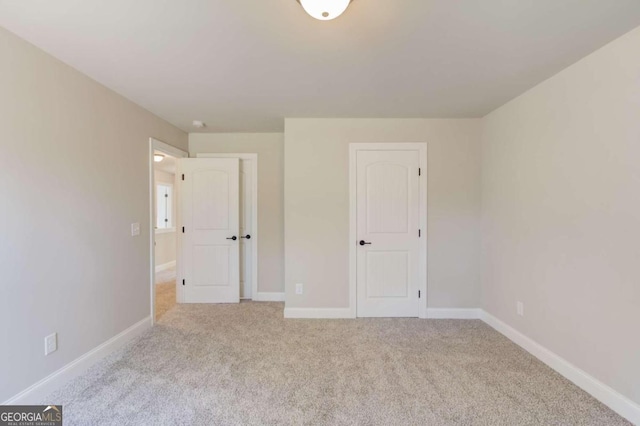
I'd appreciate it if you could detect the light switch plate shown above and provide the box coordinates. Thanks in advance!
[131,222,140,236]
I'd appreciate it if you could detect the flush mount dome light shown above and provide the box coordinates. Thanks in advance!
[154,154,165,163]
[298,0,351,21]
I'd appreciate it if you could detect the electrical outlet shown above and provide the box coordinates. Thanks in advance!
[131,222,140,236]
[45,333,57,355]
[295,283,303,295]
[517,301,524,317]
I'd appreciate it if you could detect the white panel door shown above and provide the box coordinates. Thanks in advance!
[356,150,420,317]
[181,158,240,303]
[239,159,253,299]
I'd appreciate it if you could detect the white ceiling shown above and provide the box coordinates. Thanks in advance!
[2,0,640,132]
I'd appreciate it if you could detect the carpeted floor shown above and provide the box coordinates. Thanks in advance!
[43,302,629,425]
[155,267,176,321]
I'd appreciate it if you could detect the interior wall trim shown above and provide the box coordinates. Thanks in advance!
[2,316,152,405]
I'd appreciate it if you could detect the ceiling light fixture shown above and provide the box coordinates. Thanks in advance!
[297,0,351,21]
[154,154,165,163]
[192,120,206,128]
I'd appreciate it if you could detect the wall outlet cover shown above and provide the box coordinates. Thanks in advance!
[45,333,57,356]
[295,283,303,295]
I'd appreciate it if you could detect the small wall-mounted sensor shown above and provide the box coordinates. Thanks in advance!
[192,120,206,128]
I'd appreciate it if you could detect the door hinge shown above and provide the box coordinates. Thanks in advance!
[182,226,185,233]
[418,168,421,176]
[181,174,185,181]
[182,279,185,286]
[419,290,421,298]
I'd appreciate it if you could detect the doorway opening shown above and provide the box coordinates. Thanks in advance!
[153,151,177,320]
[149,145,260,317]
[149,138,188,323]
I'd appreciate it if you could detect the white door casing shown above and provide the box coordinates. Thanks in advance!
[181,158,240,303]
[350,143,427,318]
[197,153,258,299]
[238,160,253,298]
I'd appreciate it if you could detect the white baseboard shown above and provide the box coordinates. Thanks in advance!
[155,260,176,273]
[426,308,481,319]
[284,308,354,319]
[252,292,285,302]
[480,311,640,425]
[284,307,481,320]
[2,316,152,405]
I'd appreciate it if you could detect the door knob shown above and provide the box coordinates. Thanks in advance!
[359,240,372,246]
[240,235,251,239]
[226,236,237,241]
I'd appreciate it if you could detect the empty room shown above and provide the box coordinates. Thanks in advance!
[1,1,639,425]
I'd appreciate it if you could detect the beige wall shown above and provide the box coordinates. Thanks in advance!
[284,119,482,309]
[154,231,176,268]
[154,170,177,268]
[0,27,187,402]
[481,27,640,405]
[189,133,285,293]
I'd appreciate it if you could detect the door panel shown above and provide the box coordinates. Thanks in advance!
[366,163,409,234]
[366,251,409,298]
[193,170,230,230]
[181,158,240,303]
[193,245,230,287]
[357,150,420,317]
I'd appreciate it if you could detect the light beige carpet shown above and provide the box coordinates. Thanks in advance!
[155,283,176,321]
[43,302,629,425]
[155,267,176,321]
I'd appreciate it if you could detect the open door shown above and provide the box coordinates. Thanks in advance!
[180,158,240,303]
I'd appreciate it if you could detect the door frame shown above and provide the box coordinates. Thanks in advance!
[349,143,428,319]
[196,153,259,300]
[149,138,188,324]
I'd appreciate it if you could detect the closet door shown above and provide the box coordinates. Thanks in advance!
[356,150,420,317]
